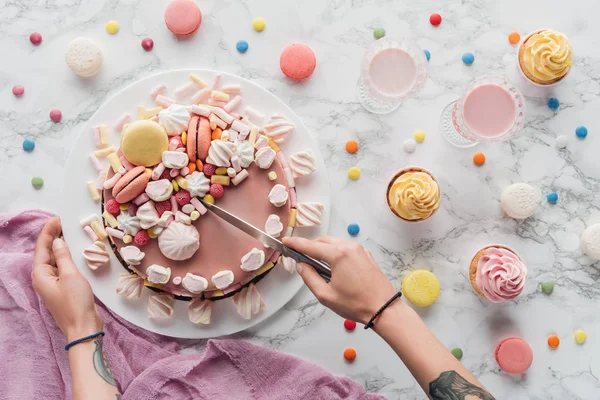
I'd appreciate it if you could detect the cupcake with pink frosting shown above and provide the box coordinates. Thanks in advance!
[469,245,527,302]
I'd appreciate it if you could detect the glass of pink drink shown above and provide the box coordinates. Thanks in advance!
[440,76,525,148]
[357,38,428,114]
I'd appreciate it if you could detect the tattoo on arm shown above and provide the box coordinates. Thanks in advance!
[429,371,495,400]
[92,339,117,387]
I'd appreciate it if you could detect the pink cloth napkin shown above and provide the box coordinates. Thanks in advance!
[0,210,382,400]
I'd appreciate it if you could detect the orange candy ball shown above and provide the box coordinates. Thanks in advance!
[196,159,203,171]
[473,152,486,166]
[346,140,359,153]
[548,335,560,348]
[187,162,196,173]
[508,32,521,45]
[343,347,357,361]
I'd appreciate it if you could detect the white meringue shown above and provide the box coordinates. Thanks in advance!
[233,283,265,320]
[206,140,234,167]
[117,210,141,235]
[240,248,265,272]
[147,293,174,319]
[83,241,110,270]
[188,298,213,324]
[264,114,294,143]
[158,221,200,261]
[182,273,209,294]
[120,245,145,266]
[145,179,173,202]
[501,183,540,220]
[296,203,324,227]
[290,150,316,178]
[280,256,296,274]
[234,140,255,168]
[116,273,144,299]
[268,184,289,207]
[146,264,171,284]
[158,104,190,136]
[581,224,600,260]
[136,201,160,229]
[211,270,235,289]
[185,171,211,198]
[162,151,189,169]
[255,147,276,169]
[265,214,283,238]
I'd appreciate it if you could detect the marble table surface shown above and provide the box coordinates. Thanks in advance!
[2,0,599,398]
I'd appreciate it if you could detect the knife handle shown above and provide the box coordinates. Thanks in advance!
[283,247,332,283]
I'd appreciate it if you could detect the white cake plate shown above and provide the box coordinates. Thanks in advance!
[61,69,330,338]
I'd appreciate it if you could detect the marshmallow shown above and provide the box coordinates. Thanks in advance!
[296,203,324,227]
[190,197,208,215]
[145,179,173,202]
[95,147,116,158]
[189,104,211,117]
[87,181,100,201]
[277,152,289,169]
[102,172,122,190]
[233,283,265,320]
[265,214,283,237]
[289,188,298,207]
[253,134,269,150]
[83,241,110,271]
[211,270,234,289]
[95,171,106,190]
[255,147,276,169]
[182,204,195,214]
[188,298,212,325]
[227,168,236,178]
[284,168,295,188]
[245,107,265,124]
[83,226,98,242]
[208,74,221,90]
[222,84,241,94]
[281,256,297,274]
[211,90,230,102]
[155,94,175,108]
[191,88,211,104]
[133,193,150,206]
[224,95,242,112]
[176,175,189,190]
[115,113,132,133]
[80,214,99,227]
[90,154,104,171]
[170,168,180,178]
[151,163,166,181]
[175,82,197,99]
[105,227,124,240]
[212,107,234,124]
[209,114,227,130]
[175,211,192,225]
[248,127,259,146]
[268,171,277,181]
[150,84,167,99]
[157,211,174,228]
[120,156,134,171]
[230,119,250,136]
[231,155,242,172]
[182,273,209,294]
[170,195,178,213]
[264,114,294,143]
[116,273,144,299]
[231,169,249,186]
[148,294,174,319]
[146,264,171,284]
[103,211,118,228]
[206,140,234,167]
[162,151,189,169]
[189,73,207,88]
[290,150,316,178]
[284,226,294,238]
[268,184,289,207]
[240,248,265,272]
[120,246,145,266]
[190,210,200,221]
[180,166,190,176]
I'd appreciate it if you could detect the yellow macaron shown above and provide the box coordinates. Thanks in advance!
[120,120,168,166]
[402,270,440,307]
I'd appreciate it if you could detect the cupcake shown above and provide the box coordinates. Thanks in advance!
[386,166,440,222]
[469,245,527,302]
[518,29,572,85]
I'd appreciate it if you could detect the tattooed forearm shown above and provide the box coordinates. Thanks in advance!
[92,339,117,386]
[429,371,495,400]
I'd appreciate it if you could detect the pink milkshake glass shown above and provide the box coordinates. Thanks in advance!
[440,76,525,148]
[357,38,428,114]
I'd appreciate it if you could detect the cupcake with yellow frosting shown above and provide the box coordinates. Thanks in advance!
[518,29,572,85]
[386,166,441,222]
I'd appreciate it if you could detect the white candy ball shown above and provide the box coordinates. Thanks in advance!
[403,139,417,153]
[555,135,568,149]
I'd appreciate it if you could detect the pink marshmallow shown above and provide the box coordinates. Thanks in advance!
[169,168,180,178]
[155,94,175,108]
[169,138,179,151]
[152,163,165,180]
[103,172,122,190]
[120,156,134,171]
[191,88,210,104]
[117,167,127,175]
[208,74,221,91]
[284,168,295,188]
[90,154,103,171]
[95,170,106,190]
[245,106,264,124]
[230,112,242,120]
[175,147,186,152]
[212,107,234,124]
[106,227,125,240]
[174,82,197,99]
[208,99,227,107]
[222,84,241,95]
[115,113,132,133]
[133,193,150,206]
[83,226,99,242]
[277,152,289,169]
[269,251,281,263]
[224,95,242,112]
[210,114,227,129]
[189,104,211,117]
[190,197,207,215]
[231,119,250,136]
[170,196,179,213]
[289,188,297,207]
[92,127,102,147]
[150,84,167,99]
[180,167,190,176]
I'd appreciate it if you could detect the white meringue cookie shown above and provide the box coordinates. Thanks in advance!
[501,183,540,219]
[146,264,171,284]
[296,202,324,227]
[120,245,145,266]
[234,140,255,168]
[581,224,600,260]
[265,214,283,238]
[240,248,265,272]
[162,151,189,169]
[157,211,174,228]
[117,211,141,235]
[185,171,210,198]
[116,273,144,299]
[83,241,109,270]
[158,221,199,261]
[145,179,173,202]
[264,114,294,143]
[211,270,235,289]
[147,293,174,319]
[255,147,276,169]
[268,184,289,207]
[280,256,296,274]
[233,283,265,320]
[188,298,212,324]
[182,273,209,294]
[158,104,190,136]
[136,201,160,229]
[206,140,234,167]
[290,150,316,178]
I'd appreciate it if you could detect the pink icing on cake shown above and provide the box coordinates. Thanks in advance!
[475,247,527,302]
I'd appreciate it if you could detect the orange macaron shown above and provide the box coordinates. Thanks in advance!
[186,116,211,162]
[280,43,316,80]
[112,166,152,203]
[164,0,202,37]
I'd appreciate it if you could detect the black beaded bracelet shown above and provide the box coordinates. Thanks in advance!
[364,291,402,330]
[65,331,105,351]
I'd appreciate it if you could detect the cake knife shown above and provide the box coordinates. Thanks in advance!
[199,199,332,282]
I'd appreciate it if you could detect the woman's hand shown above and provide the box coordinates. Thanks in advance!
[282,236,397,324]
[32,217,103,342]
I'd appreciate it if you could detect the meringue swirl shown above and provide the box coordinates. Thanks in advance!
[387,171,440,220]
[475,247,527,302]
[521,30,572,83]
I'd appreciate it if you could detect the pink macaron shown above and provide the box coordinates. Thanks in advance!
[280,43,316,80]
[186,116,211,162]
[112,166,152,203]
[495,337,533,374]
[164,0,202,37]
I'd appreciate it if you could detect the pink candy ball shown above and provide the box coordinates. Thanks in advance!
[49,109,62,122]
[12,85,25,97]
[141,38,154,51]
[30,32,42,45]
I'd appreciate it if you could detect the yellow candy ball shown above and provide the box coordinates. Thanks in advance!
[252,17,266,32]
[414,130,425,143]
[147,228,158,239]
[348,167,361,180]
[574,330,587,344]
[402,270,440,307]
[171,179,179,192]
[105,20,119,34]
[203,194,215,204]
[181,131,187,145]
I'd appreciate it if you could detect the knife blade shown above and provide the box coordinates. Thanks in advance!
[199,199,331,282]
